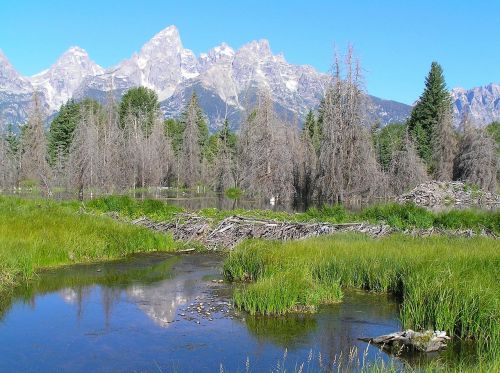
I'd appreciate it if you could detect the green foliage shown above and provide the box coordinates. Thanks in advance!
[48,99,102,162]
[434,209,500,232]
[164,118,184,155]
[207,119,237,164]
[360,203,435,229]
[225,187,243,200]
[304,204,350,223]
[119,87,159,134]
[303,109,321,154]
[224,234,500,359]
[86,195,183,221]
[4,123,20,155]
[0,196,177,294]
[372,123,407,170]
[408,62,452,165]
[486,121,500,154]
[180,92,209,155]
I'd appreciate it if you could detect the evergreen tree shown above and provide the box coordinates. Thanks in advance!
[5,123,20,156]
[372,123,406,171]
[303,109,321,154]
[48,99,100,163]
[179,92,209,158]
[408,62,452,166]
[119,87,159,134]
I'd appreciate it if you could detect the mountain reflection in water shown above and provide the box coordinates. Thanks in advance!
[0,252,413,372]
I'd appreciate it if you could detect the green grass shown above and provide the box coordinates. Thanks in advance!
[85,195,184,221]
[0,196,178,294]
[223,234,500,360]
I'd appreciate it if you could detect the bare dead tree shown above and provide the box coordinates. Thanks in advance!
[211,119,235,193]
[389,135,429,195]
[316,47,382,203]
[144,116,174,187]
[179,95,202,188]
[432,104,456,181]
[239,91,295,202]
[68,104,100,199]
[19,93,51,192]
[454,117,498,192]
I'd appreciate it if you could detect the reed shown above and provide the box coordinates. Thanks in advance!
[0,196,177,294]
[224,234,500,360]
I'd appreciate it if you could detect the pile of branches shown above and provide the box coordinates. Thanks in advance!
[397,181,499,210]
[117,212,497,249]
[204,216,391,248]
[129,214,392,249]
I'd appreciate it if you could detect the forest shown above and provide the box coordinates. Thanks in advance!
[0,49,498,204]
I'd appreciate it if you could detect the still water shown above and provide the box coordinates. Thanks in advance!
[0,253,411,372]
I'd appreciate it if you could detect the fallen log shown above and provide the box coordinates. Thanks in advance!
[360,330,450,353]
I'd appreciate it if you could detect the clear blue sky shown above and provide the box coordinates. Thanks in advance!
[0,0,498,104]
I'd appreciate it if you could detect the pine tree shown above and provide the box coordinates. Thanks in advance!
[303,109,320,154]
[408,62,452,166]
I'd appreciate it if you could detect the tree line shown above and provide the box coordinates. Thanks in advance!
[0,49,498,203]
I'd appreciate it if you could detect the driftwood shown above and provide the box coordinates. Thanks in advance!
[360,330,450,353]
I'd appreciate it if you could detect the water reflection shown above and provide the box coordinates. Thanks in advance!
[0,253,466,372]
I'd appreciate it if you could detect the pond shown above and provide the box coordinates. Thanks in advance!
[0,253,468,372]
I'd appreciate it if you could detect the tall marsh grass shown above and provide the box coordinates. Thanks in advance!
[0,196,177,293]
[223,234,500,360]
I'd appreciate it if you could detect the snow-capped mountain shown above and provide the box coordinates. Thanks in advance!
[0,25,496,131]
[451,83,500,127]
[29,46,104,110]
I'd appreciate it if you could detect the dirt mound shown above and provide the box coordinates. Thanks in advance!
[397,181,499,210]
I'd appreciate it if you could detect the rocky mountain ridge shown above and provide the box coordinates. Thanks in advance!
[0,26,497,130]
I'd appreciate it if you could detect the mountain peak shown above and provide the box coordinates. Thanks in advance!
[242,39,272,57]
[64,46,89,57]
[147,25,181,47]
